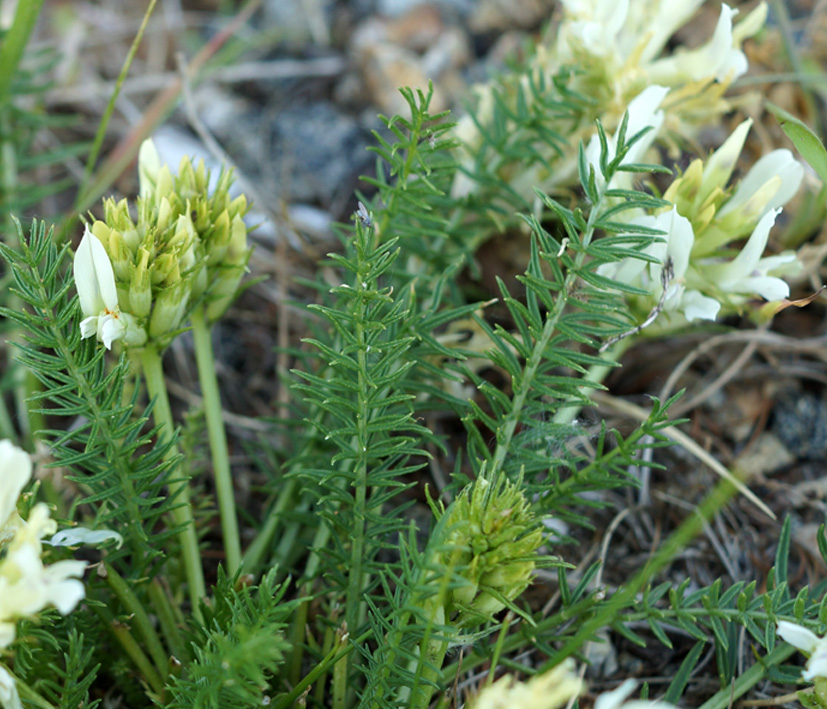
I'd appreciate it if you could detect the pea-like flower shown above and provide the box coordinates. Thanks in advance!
[73,228,146,349]
[599,116,803,330]
[777,620,827,682]
[0,441,87,650]
[467,660,583,709]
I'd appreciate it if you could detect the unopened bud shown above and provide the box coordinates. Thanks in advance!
[149,282,189,339]
[205,215,250,322]
[129,248,152,319]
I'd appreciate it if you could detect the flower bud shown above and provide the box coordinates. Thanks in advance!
[149,282,189,340]
[205,214,251,322]
[435,475,544,627]
[138,138,162,202]
[205,210,231,266]
[129,248,152,319]
[107,229,133,283]
[151,253,178,285]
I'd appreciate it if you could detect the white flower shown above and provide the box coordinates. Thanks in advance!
[74,228,146,349]
[595,679,676,709]
[648,4,751,83]
[74,228,126,349]
[0,665,22,709]
[0,443,87,649]
[717,150,805,224]
[0,441,31,536]
[777,620,827,681]
[598,207,720,322]
[696,118,753,208]
[558,1,764,87]
[702,208,798,302]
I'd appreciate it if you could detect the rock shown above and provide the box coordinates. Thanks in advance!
[268,101,373,206]
[771,387,827,460]
[350,6,471,116]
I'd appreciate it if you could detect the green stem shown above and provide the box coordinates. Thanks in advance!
[148,578,189,664]
[139,343,206,621]
[272,631,360,709]
[0,0,45,105]
[407,607,452,709]
[332,634,349,709]
[487,181,612,483]
[241,478,296,573]
[191,306,241,573]
[105,564,169,681]
[93,604,165,697]
[697,642,797,709]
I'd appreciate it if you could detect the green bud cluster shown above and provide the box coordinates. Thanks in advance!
[88,139,252,350]
[433,475,544,627]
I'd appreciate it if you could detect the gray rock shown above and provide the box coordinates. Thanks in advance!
[268,101,374,206]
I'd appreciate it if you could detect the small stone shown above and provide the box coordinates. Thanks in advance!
[771,388,827,460]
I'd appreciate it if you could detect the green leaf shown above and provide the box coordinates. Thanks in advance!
[767,101,827,186]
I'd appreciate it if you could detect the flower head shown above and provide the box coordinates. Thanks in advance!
[0,442,87,649]
[600,117,803,330]
[432,475,546,626]
[450,2,768,208]
[468,660,583,709]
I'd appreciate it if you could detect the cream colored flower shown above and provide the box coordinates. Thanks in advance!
[468,660,582,709]
[0,665,22,709]
[0,441,32,539]
[777,620,827,681]
[73,228,146,349]
[702,208,797,303]
[0,442,87,649]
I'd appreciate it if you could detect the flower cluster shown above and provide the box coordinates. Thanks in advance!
[467,660,583,709]
[452,1,767,203]
[0,441,87,709]
[597,118,803,328]
[0,441,86,648]
[468,662,676,709]
[75,139,252,351]
[553,0,766,125]
[432,475,545,626]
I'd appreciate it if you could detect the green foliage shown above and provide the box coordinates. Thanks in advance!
[164,568,294,707]
[0,219,180,574]
[2,9,827,709]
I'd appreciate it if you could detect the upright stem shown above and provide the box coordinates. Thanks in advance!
[140,343,206,621]
[191,306,241,573]
[105,564,169,681]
